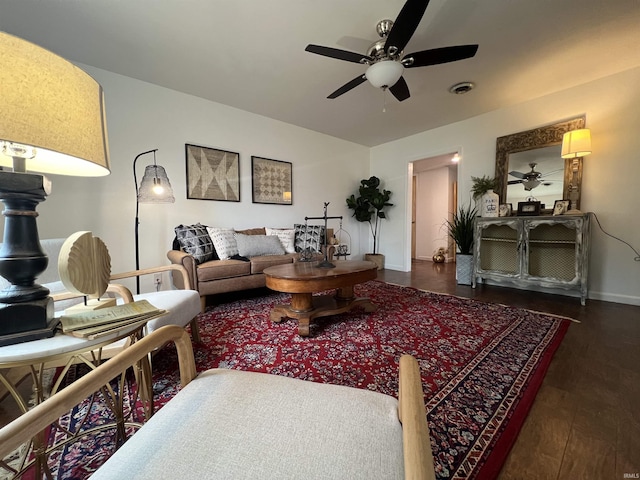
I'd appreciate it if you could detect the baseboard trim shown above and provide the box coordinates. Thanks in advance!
[587,291,640,307]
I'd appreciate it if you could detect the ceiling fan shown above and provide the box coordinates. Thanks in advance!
[508,163,563,191]
[304,0,479,102]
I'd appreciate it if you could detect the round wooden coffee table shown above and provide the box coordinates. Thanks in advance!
[263,260,378,337]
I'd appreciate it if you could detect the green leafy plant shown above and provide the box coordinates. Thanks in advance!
[471,175,498,200]
[445,204,477,255]
[346,176,393,255]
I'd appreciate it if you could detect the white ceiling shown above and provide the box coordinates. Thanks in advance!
[2,0,639,147]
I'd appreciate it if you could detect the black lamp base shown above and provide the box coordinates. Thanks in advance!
[0,296,58,346]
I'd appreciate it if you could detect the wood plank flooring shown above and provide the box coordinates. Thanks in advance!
[379,260,640,480]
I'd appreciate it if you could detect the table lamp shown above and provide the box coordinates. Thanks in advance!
[561,128,591,215]
[0,32,110,345]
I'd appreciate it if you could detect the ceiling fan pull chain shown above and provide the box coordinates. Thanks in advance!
[382,88,387,113]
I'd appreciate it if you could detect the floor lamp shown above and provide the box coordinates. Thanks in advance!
[134,149,175,294]
[0,32,110,346]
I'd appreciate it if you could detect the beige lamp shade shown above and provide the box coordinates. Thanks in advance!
[0,32,110,176]
[561,129,592,159]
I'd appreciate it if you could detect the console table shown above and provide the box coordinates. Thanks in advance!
[472,214,591,305]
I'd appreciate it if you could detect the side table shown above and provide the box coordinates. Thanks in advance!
[0,323,151,480]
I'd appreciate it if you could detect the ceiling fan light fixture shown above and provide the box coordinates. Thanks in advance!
[365,61,404,88]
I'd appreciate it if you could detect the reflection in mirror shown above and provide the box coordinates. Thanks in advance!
[495,116,586,210]
[506,145,563,207]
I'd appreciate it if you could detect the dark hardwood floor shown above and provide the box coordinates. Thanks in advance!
[379,260,640,480]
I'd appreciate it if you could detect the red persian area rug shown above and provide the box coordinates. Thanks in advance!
[43,280,572,480]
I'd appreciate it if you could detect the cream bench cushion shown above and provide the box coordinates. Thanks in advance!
[91,368,404,480]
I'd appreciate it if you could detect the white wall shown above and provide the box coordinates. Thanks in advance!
[371,66,640,305]
[415,167,451,260]
[24,66,370,293]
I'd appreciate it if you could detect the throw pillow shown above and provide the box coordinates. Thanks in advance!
[235,234,285,257]
[265,227,296,254]
[174,224,216,264]
[206,227,239,260]
[294,224,325,253]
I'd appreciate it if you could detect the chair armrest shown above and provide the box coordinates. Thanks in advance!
[106,283,135,303]
[398,355,436,480]
[110,264,193,291]
[166,250,197,291]
[0,326,196,460]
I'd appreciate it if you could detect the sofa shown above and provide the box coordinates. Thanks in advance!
[168,224,333,311]
[0,326,436,479]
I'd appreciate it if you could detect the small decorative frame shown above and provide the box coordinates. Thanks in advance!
[499,203,512,217]
[553,199,570,216]
[185,144,240,202]
[251,156,292,205]
[517,200,541,216]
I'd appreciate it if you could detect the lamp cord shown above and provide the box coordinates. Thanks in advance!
[590,212,640,261]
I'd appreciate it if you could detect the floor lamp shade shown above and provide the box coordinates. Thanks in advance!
[0,32,111,345]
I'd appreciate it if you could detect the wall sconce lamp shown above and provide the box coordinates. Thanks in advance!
[134,149,175,294]
[0,32,110,345]
[561,128,592,215]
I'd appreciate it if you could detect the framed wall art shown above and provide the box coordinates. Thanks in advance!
[185,144,240,202]
[251,156,292,205]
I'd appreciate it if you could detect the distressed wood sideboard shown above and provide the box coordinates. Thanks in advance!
[473,214,591,305]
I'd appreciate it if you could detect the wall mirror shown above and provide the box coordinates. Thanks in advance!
[494,116,585,209]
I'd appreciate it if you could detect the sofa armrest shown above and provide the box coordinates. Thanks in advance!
[167,250,197,291]
[0,326,196,461]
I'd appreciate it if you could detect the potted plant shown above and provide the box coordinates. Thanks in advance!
[445,203,477,285]
[346,176,393,270]
[471,175,499,217]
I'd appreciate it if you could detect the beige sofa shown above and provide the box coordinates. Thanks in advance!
[168,227,333,311]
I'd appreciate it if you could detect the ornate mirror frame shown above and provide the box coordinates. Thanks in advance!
[494,116,586,206]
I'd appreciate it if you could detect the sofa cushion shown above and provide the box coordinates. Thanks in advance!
[250,254,296,274]
[206,227,239,260]
[197,259,251,282]
[174,224,217,264]
[236,227,266,236]
[294,224,325,253]
[235,234,285,257]
[265,227,296,253]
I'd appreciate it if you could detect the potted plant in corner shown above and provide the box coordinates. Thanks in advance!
[346,176,393,270]
[445,203,477,285]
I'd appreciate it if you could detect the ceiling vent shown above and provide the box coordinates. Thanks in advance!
[449,82,475,94]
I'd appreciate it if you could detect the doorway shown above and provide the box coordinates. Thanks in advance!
[410,152,458,266]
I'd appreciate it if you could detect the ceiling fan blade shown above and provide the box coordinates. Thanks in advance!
[389,76,410,101]
[327,75,367,99]
[305,44,371,64]
[509,171,526,179]
[403,45,479,68]
[508,179,524,185]
[384,0,430,56]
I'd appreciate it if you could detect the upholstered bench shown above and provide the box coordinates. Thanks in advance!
[0,326,435,480]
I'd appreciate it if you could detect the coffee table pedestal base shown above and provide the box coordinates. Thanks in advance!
[271,287,376,337]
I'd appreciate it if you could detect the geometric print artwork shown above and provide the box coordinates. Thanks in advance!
[251,156,292,205]
[185,144,240,201]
